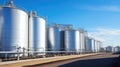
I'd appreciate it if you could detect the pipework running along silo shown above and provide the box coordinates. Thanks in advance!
[28,11,46,55]
[0,1,28,57]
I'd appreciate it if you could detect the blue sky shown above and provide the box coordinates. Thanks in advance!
[0,0,120,47]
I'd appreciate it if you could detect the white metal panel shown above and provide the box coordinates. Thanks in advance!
[75,30,80,52]
[47,26,61,51]
[0,7,28,57]
[28,12,46,55]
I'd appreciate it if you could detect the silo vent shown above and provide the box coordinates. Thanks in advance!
[32,11,37,16]
[8,0,14,7]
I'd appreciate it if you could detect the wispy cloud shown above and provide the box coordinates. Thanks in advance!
[88,27,120,47]
[90,6,120,11]
[89,28,120,36]
[78,5,120,12]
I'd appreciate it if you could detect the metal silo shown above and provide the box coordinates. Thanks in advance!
[88,37,92,52]
[87,37,96,53]
[94,40,98,52]
[61,26,81,53]
[94,40,97,52]
[84,32,89,52]
[92,39,95,52]
[114,46,120,53]
[106,46,113,52]
[61,28,81,54]
[47,24,61,51]
[97,41,101,52]
[63,29,75,51]
[80,31,85,53]
[0,1,28,57]
[75,30,80,53]
[28,11,46,55]
[60,26,88,54]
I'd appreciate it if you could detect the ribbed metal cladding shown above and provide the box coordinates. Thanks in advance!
[65,30,75,51]
[94,40,98,52]
[0,6,28,57]
[92,39,95,52]
[75,30,80,53]
[28,11,46,55]
[87,37,96,52]
[47,26,61,51]
[80,31,85,53]
[88,38,92,52]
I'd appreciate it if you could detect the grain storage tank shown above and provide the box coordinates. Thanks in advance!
[80,30,86,53]
[62,29,81,53]
[88,37,93,52]
[0,1,28,57]
[114,46,120,53]
[92,39,95,52]
[84,32,89,52]
[61,27,81,53]
[96,41,101,52]
[94,40,98,52]
[28,11,46,55]
[88,37,96,53]
[75,30,81,53]
[47,24,61,51]
[62,29,75,51]
[97,41,101,52]
[106,46,113,52]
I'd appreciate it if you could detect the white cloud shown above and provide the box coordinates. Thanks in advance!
[89,28,120,36]
[88,27,120,47]
[78,5,120,12]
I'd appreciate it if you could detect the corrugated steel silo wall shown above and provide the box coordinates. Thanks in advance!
[29,12,46,55]
[0,7,28,57]
[88,38,92,52]
[47,26,60,51]
[75,30,80,52]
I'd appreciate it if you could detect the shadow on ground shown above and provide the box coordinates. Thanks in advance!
[23,55,120,67]
[58,57,120,67]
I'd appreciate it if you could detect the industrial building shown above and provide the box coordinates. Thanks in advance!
[61,26,80,52]
[47,24,61,51]
[0,0,102,59]
[87,37,101,53]
[105,46,113,52]
[88,37,95,52]
[105,46,120,53]
[114,46,120,52]
[0,1,28,57]
[28,11,46,55]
